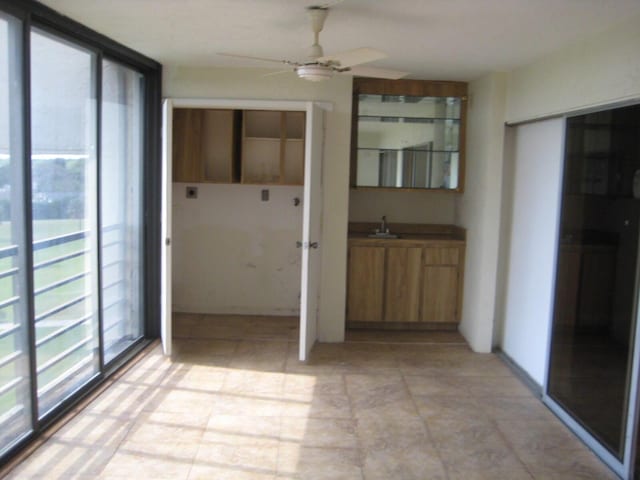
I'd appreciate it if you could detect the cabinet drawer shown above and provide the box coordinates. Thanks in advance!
[424,247,459,265]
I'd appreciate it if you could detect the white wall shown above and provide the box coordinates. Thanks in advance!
[172,183,302,316]
[164,66,352,341]
[499,119,565,385]
[455,72,507,353]
[506,14,640,123]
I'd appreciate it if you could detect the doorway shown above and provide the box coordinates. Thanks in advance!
[546,104,640,476]
[160,99,324,361]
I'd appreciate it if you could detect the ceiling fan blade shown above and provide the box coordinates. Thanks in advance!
[348,65,409,80]
[262,69,294,78]
[218,52,299,66]
[318,47,387,68]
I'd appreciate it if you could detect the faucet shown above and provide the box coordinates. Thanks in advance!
[380,215,388,233]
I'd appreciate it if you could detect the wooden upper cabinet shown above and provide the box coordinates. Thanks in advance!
[351,78,467,192]
[172,108,305,185]
[172,108,204,182]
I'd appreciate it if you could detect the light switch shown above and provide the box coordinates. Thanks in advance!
[261,189,269,201]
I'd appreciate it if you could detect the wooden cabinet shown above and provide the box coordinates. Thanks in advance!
[351,78,467,192]
[384,247,422,322]
[346,246,385,322]
[421,245,462,323]
[173,108,305,185]
[242,110,305,185]
[173,109,240,183]
[347,238,465,327]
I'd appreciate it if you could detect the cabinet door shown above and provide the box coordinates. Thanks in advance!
[421,266,458,323]
[172,108,203,182]
[201,109,235,182]
[384,247,422,322]
[347,246,385,322]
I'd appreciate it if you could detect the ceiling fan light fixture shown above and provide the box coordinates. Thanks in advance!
[296,64,333,82]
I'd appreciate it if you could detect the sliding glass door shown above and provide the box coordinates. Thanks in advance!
[30,28,100,417]
[0,9,32,454]
[100,60,144,363]
[0,0,160,461]
[547,104,640,473]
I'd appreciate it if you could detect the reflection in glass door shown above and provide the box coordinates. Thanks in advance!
[548,104,640,461]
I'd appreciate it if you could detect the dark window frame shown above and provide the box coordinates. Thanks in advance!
[0,0,161,465]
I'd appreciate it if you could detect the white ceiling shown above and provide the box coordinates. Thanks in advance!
[40,0,640,81]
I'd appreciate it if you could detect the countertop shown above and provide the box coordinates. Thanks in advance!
[348,222,466,243]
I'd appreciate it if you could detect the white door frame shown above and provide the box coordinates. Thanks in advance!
[160,97,330,359]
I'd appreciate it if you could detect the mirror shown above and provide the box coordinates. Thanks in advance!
[355,93,463,190]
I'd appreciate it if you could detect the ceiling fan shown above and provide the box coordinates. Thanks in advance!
[218,5,408,82]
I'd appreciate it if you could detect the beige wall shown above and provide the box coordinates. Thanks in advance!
[455,72,507,353]
[506,14,640,123]
[163,66,353,341]
[349,190,456,224]
[171,183,303,316]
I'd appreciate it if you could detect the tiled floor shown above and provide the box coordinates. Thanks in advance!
[2,314,617,480]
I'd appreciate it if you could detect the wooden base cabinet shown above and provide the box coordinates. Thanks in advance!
[347,239,465,327]
[384,247,422,322]
[346,246,385,322]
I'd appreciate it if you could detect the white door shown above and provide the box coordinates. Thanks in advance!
[299,102,324,361]
[160,99,173,355]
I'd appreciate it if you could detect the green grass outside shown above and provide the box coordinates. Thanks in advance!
[0,219,98,418]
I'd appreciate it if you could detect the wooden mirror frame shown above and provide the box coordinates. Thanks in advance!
[350,78,468,192]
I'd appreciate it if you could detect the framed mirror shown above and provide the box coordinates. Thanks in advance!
[351,78,467,192]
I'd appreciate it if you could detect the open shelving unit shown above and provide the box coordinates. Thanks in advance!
[173,108,306,185]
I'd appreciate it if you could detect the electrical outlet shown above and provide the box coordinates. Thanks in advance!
[186,186,198,199]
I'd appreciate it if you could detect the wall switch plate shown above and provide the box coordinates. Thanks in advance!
[186,186,198,199]
[261,189,269,201]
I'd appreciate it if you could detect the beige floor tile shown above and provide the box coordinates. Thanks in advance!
[5,441,117,479]
[6,316,618,480]
[193,443,278,475]
[475,395,556,421]
[100,442,197,479]
[277,445,363,480]
[403,375,470,396]
[517,445,619,479]
[124,410,207,444]
[461,375,532,396]
[280,393,353,419]
[413,394,486,420]
[283,373,347,396]
[280,417,358,449]
[203,415,281,447]
[362,445,447,480]
[142,386,219,416]
[222,370,286,394]
[355,415,431,450]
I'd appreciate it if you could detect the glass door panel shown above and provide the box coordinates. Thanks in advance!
[100,60,144,363]
[0,11,32,456]
[30,29,99,416]
[548,104,640,458]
